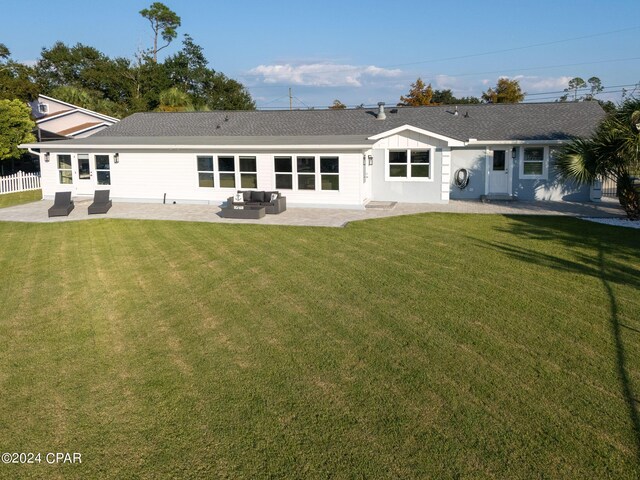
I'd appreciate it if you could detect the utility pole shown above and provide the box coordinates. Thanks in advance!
[289,87,292,111]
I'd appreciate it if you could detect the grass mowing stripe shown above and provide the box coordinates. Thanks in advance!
[0,214,638,478]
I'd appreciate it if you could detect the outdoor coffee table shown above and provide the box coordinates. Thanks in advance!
[220,205,266,219]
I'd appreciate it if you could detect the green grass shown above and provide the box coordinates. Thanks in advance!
[0,214,638,479]
[0,190,42,209]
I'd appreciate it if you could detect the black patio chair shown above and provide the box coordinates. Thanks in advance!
[88,190,112,215]
[48,191,74,218]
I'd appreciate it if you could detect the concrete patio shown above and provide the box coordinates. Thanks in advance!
[0,197,626,227]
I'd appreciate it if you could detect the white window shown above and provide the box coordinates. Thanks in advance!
[297,156,316,190]
[196,155,258,189]
[386,149,433,181]
[320,157,339,190]
[218,156,236,188]
[95,155,111,185]
[520,146,549,179]
[57,154,72,184]
[274,156,293,190]
[197,156,214,187]
[239,156,257,188]
[38,103,48,114]
[273,155,341,191]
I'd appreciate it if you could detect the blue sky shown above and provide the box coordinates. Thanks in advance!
[3,0,640,108]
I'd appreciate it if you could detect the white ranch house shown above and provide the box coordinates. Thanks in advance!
[21,102,606,208]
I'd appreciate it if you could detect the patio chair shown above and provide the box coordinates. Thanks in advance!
[88,189,112,215]
[48,191,75,217]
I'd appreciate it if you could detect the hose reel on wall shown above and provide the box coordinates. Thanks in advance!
[454,168,470,189]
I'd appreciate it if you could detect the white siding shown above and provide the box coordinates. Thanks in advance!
[39,149,365,208]
[370,131,447,203]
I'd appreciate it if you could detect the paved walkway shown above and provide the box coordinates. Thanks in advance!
[0,198,625,228]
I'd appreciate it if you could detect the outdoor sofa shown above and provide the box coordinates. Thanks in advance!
[227,190,286,214]
[48,191,74,217]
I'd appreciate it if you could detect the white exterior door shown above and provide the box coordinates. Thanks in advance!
[488,149,511,195]
[75,153,94,195]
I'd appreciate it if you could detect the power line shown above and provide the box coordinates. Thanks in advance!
[524,83,638,97]
[448,56,640,78]
[240,25,640,80]
[381,26,640,69]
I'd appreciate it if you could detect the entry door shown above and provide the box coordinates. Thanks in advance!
[488,149,510,194]
[76,153,94,194]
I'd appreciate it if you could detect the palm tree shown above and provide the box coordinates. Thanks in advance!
[157,87,193,112]
[555,98,640,219]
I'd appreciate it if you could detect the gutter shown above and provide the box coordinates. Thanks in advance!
[19,143,374,151]
[465,139,570,146]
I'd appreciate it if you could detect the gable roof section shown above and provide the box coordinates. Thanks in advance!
[38,94,119,123]
[367,124,466,146]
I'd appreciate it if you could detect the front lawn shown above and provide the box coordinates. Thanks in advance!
[0,214,638,478]
[0,189,42,209]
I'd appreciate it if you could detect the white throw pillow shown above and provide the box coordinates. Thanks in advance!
[234,193,244,203]
[270,193,279,202]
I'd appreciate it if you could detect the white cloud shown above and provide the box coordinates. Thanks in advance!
[248,63,402,87]
[515,75,572,92]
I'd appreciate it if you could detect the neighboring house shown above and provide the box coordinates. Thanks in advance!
[29,94,119,141]
[21,102,606,208]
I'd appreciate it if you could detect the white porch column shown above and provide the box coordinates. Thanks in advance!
[441,148,451,202]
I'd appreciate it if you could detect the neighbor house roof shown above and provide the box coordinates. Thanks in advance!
[22,102,606,149]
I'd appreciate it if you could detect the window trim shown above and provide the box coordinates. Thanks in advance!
[519,146,549,180]
[239,155,258,189]
[57,154,73,185]
[38,103,48,114]
[196,154,260,190]
[320,156,340,191]
[384,148,434,182]
[196,155,215,188]
[94,154,111,186]
[272,154,341,193]
[274,156,294,191]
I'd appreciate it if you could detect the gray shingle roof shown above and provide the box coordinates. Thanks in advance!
[88,102,607,143]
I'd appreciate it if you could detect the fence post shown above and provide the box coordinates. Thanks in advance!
[590,179,603,202]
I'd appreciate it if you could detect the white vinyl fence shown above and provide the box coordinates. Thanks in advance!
[0,171,41,194]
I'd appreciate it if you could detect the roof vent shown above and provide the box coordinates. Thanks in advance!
[454,106,459,116]
[376,102,386,120]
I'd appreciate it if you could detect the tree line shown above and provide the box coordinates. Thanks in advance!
[0,2,255,117]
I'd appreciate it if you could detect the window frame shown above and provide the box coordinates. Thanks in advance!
[239,156,257,189]
[272,154,341,192]
[385,148,434,182]
[519,146,549,180]
[38,103,48,114]
[197,155,215,188]
[195,154,262,190]
[274,156,293,191]
[320,156,340,191]
[57,154,73,185]
[217,155,237,189]
[94,154,111,186]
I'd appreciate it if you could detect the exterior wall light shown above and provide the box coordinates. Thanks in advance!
[511,148,517,159]
[44,152,50,162]
[368,155,374,166]
[114,153,119,163]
